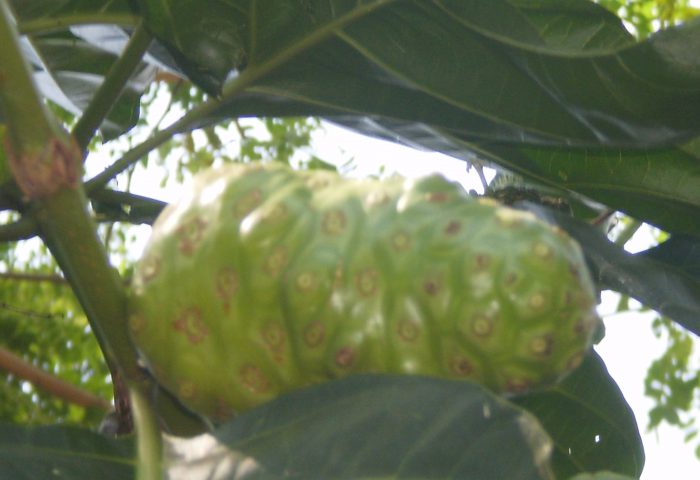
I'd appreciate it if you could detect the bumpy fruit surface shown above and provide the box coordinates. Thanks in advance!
[128,162,600,420]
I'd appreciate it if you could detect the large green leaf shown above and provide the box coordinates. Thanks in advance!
[0,424,134,479]
[166,375,555,479]
[515,352,645,479]
[165,0,700,147]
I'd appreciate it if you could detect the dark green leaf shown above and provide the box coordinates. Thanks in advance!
[638,235,700,280]
[567,472,637,480]
[166,375,555,480]
[518,202,700,336]
[515,353,645,479]
[0,424,134,479]
[189,1,700,146]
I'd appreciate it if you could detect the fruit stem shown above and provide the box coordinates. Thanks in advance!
[131,384,164,480]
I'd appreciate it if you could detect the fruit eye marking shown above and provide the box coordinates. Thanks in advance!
[503,272,519,286]
[391,231,411,252]
[529,335,554,356]
[322,210,346,235]
[233,189,262,218]
[444,220,461,235]
[423,277,441,296]
[240,364,270,393]
[140,256,161,283]
[449,354,473,376]
[355,268,379,296]
[335,346,355,368]
[178,380,196,399]
[528,293,547,310]
[263,203,287,223]
[264,247,288,277]
[505,377,531,394]
[176,217,207,256]
[172,307,209,344]
[474,253,491,270]
[426,192,450,203]
[533,242,552,259]
[262,323,286,351]
[567,352,585,370]
[471,314,494,337]
[295,271,316,292]
[365,191,390,207]
[216,268,238,307]
[397,319,419,342]
[303,321,325,347]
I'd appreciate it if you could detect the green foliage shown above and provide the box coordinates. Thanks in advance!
[1,0,700,477]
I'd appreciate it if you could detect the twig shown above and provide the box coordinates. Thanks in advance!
[72,23,153,151]
[0,271,67,284]
[0,216,37,241]
[0,346,112,410]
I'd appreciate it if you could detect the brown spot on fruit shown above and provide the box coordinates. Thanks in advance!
[426,192,450,203]
[240,364,270,393]
[355,268,378,296]
[322,210,346,235]
[335,347,355,368]
[303,321,325,347]
[176,217,207,256]
[475,254,491,271]
[423,277,441,296]
[504,272,519,286]
[397,319,419,342]
[173,307,209,344]
[449,355,473,376]
[444,220,461,235]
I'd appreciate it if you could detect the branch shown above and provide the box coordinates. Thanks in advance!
[0,271,67,284]
[18,14,139,36]
[72,23,153,151]
[0,216,37,241]
[0,346,112,410]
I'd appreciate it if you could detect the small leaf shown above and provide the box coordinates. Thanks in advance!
[165,375,555,480]
[514,352,645,479]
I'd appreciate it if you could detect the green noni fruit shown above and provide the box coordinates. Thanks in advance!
[128,162,601,420]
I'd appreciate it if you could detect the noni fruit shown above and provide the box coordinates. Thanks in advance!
[128,162,600,420]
